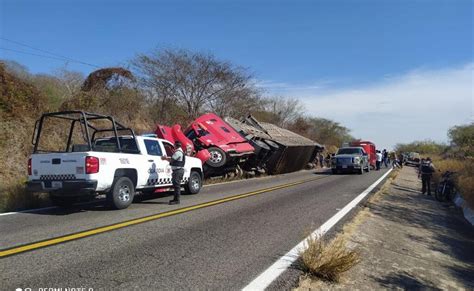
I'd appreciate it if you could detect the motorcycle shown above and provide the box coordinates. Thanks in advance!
[435,171,457,202]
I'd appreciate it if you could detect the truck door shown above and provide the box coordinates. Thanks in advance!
[143,139,172,187]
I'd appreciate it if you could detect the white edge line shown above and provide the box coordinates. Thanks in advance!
[242,168,393,291]
[0,206,58,216]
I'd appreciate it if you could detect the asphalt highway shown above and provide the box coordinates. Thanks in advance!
[1,168,390,290]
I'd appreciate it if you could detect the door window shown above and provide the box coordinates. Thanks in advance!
[144,140,163,156]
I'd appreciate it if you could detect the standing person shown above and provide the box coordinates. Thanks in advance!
[390,152,397,168]
[376,150,383,170]
[162,141,186,205]
[318,152,324,168]
[383,150,389,168]
[398,153,405,168]
[419,157,435,196]
[325,153,331,168]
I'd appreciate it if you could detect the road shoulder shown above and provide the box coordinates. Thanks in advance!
[297,166,474,290]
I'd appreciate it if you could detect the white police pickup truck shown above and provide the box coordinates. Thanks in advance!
[27,111,203,209]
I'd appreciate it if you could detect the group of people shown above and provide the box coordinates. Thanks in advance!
[375,149,390,170]
[315,152,333,168]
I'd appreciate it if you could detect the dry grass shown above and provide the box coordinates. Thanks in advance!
[0,180,49,212]
[299,235,361,282]
[430,157,474,208]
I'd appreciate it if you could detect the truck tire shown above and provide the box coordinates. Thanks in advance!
[206,147,227,168]
[185,171,202,194]
[50,194,75,208]
[107,176,135,210]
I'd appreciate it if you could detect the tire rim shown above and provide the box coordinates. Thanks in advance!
[191,176,200,190]
[209,151,223,164]
[119,185,131,202]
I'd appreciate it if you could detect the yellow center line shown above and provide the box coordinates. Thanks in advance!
[0,176,324,258]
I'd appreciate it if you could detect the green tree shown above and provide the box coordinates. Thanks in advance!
[448,123,474,157]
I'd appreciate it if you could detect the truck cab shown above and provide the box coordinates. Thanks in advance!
[27,111,203,209]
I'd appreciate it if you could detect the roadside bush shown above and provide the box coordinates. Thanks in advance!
[299,235,360,282]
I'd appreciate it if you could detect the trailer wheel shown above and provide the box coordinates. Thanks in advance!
[206,147,227,168]
[185,171,202,194]
[107,176,135,210]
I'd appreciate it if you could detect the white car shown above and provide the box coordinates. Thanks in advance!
[27,111,203,209]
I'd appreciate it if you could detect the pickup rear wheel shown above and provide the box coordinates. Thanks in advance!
[206,147,227,168]
[107,176,135,210]
[185,171,202,194]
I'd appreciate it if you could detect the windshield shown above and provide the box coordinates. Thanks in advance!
[337,148,363,155]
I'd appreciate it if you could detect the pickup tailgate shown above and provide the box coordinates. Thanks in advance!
[29,153,88,181]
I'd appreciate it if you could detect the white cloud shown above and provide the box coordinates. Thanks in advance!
[262,63,474,150]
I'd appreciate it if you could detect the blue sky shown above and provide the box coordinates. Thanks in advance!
[1,0,473,149]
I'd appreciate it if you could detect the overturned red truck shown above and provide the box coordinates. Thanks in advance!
[156,113,324,177]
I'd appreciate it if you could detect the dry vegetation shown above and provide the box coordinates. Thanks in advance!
[431,157,474,208]
[299,235,361,282]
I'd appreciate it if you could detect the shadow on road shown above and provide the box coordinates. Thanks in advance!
[27,191,176,215]
[371,271,442,290]
[366,178,474,287]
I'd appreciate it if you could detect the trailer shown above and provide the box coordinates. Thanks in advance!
[226,115,324,175]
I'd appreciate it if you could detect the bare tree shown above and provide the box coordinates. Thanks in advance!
[131,48,261,122]
[54,68,84,98]
[263,96,305,127]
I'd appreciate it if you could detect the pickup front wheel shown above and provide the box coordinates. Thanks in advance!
[185,171,202,194]
[108,176,135,210]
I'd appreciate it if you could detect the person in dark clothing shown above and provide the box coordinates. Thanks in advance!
[325,153,331,168]
[162,141,185,205]
[318,153,324,168]
[419,157,435,196]
[398,153,404,168]
[383,149,389,168]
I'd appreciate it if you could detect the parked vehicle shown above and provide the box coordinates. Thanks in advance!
[27,111,204,209]
[405,152,421,167]
[350,140,376,169]
[435,171,457,202]
[331,147,370,174]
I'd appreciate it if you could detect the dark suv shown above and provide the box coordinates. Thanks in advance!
[332,147,370,174]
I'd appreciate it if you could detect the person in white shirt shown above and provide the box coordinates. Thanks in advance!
[375,150,383,170]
